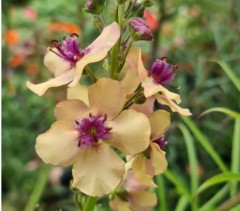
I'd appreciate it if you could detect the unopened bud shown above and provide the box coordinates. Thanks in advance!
[129,17,153,41]
[134,92,146,104]
[134,2,141,10]
[141,0,153,7]
[83,0,105,14]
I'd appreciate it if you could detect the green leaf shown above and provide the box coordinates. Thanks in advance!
[230,120,240,195]
[24,165,51,211]
[182,117,228,172]
[199,108,240,119]
[196,173,240,195]
[178,123,199,211]
[212,60,240,92]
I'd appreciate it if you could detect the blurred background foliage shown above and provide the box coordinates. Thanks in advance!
[2,0,240,210]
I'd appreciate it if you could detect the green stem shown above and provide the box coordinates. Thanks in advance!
[118,39,133,72]
[84,65,97,82]
[83,196,97,211]
[110,3,125,79]
[123,87,143,109]
[74,192,82,211]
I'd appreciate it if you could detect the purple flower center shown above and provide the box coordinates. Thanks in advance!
[75,113,112,147]
[50,33,85,67]
[148,58,177,85]
[153,136,168,150]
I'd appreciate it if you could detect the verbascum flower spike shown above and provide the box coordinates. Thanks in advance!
[126,46,192,116]
[35,78,151,196]
[26,22,120,96]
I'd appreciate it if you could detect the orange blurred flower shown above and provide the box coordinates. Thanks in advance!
[5,30,19,45]
[49,22,81,34]
[144,10,159,31]
[26,64,39,75]
[9,55,26,68]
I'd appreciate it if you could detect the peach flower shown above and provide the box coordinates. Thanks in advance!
[36,78,151,196]
[27,22,120,96]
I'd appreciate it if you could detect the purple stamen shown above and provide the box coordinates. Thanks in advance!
[50,34,85,67]
[153,136,168,150]
[148,58,177,85]
[75,114,112,147]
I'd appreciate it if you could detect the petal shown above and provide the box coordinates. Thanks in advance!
[72,144,125,197]
[88,78,126,119]
[150,143,168,175]
[128,191,157,211]
[149,110,170,140]
[155,93,192,116]
[132,154,156,188]
[142,77,181,103]
[108,109,151,155]
[126,46,148,81]
[44,50,71,77]
[69,22,120,86]
[54,100,89,124]
[67,83,89,106]
[35,121,79,167]
[110,196,131,211]
[26,69,75,96]
[130,97,155,116]
[120,65,140,95]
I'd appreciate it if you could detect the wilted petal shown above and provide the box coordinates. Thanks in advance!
[149,110,170,140]
[67,83,89,105]
[54,100,89,124]
[26,69,75,96]
[72,144,125,197]
[150,143,168,175]
[128,191,157,211]
[108,109,151,155]
[44,50,71,77]
[132,154,156,188]
[130,97,155,116]
[88,78,126,119]
[35,121,79,167]
[142,77,181,103]
[155,94,192,116]
[120,65,140,95]
[69,22,120,86]
[110,196,131,211]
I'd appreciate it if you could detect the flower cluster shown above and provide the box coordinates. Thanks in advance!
[27,1,191,210]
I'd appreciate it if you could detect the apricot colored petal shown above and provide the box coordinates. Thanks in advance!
[72,144,125,197]
[149,110,170,140]
[26,69,75,96]
[130,96,155,116]
[108,109,150,155]
[44,50,71,77]
[54,100,89,124]
[126,46,148,81]
[69,22,120,86]
[67,83,89,105]
[142,77,181,103]
[88,78,126,119]
[110,196,131,211]
[35,121,79,167]
[128,191,157,211]
[132,154,156,188]
[155,94,192,116]
[150,143,168,175]
[120,65,140,95]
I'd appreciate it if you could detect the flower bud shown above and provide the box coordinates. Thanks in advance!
[141,0,153,7]
[83,0,105,14]
[133,2,141,10]
[129,17,153,41]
